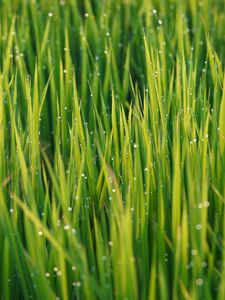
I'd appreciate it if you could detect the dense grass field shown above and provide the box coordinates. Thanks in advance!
[0,0,225,299]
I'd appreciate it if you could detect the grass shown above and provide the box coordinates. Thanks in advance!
[0,0,225,299]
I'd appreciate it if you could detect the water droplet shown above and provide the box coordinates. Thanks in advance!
[204,201,210,207]
[196,278,204,286]
[201,261,207,268]
[73,281,81,287]
[195,224,202,230]
[108,241,113,246]
[191,249,198,256]
[64,225,70,230]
